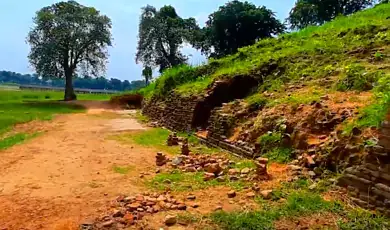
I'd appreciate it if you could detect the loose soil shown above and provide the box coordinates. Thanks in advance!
[0,108,153,230]
[0,105,291,230]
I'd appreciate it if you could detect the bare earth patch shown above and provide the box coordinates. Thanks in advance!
[0,109,153,229]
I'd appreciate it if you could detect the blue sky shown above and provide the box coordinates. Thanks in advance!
[0,0,296,81]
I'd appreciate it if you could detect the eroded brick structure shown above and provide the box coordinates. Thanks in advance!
[338,119,390,216]
[142,93,202,132]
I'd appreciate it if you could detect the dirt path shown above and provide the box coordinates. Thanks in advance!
[0,109,155,230]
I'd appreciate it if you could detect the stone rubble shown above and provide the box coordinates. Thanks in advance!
[88,192,188,229]
[181,138,190,156]
[161,139,271,183]
[167,132,180,146]
[156,152,169,167]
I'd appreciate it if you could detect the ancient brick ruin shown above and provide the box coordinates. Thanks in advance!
[338,118,390,216]
[142,92,202,132]
[142,76,259,157]
[199,107,255,157]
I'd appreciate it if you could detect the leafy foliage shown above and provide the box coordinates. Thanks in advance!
[287,0,376,29]
[27,1,112,100]
[192,1,285,57]
[136,5,198,73]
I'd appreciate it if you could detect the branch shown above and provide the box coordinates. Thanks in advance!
[71,38,95,69]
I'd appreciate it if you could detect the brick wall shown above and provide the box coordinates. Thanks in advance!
[142,92,202,132]
[338,120,390,216]
[142,94,257,157]
[202,108,255,157]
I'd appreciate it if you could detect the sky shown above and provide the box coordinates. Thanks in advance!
[0,0,296,81]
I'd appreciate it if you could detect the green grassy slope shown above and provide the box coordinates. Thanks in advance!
[141,3,390,99]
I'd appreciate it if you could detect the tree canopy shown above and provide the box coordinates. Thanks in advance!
[136,5,199,73]
[27,0,112,100]
[287,0,376,29]
[191,1,285,58]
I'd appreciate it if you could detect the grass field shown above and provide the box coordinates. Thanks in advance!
[0,89,111,149]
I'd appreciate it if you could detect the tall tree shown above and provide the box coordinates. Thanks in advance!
[287,0,375,29]
[136,5,199,73]
[142,66,153,85]
[191,1,285,58]
[27,0,112,100]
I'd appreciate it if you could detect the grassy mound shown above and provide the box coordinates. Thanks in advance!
[140,3,390,132]
[141,4,390,99]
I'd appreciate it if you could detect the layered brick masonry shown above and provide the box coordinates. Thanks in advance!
[142,92,201,132]
[143,93,257,158]
[200,108,255,157]
[338,120,390,216]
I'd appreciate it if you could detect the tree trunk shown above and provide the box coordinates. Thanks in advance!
[64,68,77,101]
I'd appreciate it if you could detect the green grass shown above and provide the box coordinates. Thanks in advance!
[0,132,41,150]
[112,165,134,174]
[255,130,294,163]
[0,101,84,133]
[141,4,390,99]
[114,127,220,155]
[0,89,111,102]
[133,111,150,123]
[233,160,256,170]
[128,128,178,153]
[147,170,248,192]
[269,88,325,108]
[211,188,390,230]
[211,191,342,230]
[343,73,390,134]
[0,89,109,134]
[263,148,294,164]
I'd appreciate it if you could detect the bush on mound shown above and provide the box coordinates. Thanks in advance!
[110,94,144,109]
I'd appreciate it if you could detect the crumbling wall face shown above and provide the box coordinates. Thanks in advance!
[338,119,390,216]
[198,108,256,158]
[142,93,202,132]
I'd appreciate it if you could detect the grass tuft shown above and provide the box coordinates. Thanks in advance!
[112,165,134,174]
[211,191,342,230]
[147,170,248,192]
[0,132,41,150]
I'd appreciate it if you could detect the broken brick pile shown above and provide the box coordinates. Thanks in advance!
[85,192,188,229]
[156,153,270,183]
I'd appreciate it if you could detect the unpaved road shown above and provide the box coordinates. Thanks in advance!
[0,109,154,230]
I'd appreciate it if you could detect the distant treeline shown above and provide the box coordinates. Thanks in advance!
[0,71,145,91]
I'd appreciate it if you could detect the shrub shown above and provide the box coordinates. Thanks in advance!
[110,93,143,108]
[335,64,377,91]
[246,94,268,110]
[153,65,199,96]
[257,131,282,147]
